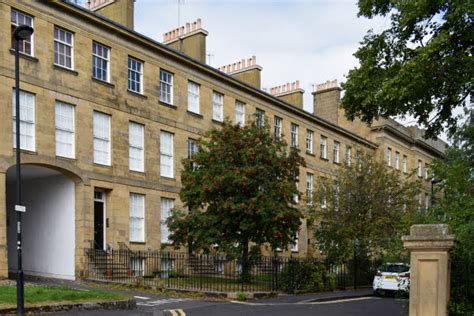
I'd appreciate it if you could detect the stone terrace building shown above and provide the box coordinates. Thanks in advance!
[0,0,446,280]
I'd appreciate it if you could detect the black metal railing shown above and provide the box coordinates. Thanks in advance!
[84,248,379,293]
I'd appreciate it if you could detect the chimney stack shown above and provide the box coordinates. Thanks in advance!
[86,0,135,29]
[218,56,262,88]
[312,80,341,124]
[163,19,208,63]
[269,80,304,109]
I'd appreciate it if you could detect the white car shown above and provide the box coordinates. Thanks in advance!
[373,263,410,294]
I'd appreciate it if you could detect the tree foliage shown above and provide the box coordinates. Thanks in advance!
[311,152,420,262]
[417,109,473,314]
[342,0,473,138]
[167,120,305,278]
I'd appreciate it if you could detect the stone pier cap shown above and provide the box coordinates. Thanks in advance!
[402,224,455,251]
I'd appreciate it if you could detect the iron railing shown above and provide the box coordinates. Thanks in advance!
[84,248,379,293]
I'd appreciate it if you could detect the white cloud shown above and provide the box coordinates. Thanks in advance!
[134,0,382,114]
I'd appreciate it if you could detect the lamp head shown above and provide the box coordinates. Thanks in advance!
[13,25,34,40]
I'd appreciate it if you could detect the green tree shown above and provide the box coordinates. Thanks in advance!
[311,152,420,262]
[418,109,473,315]
[167,120,305,281]
[342,0,473,138]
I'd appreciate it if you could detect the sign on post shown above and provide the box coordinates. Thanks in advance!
[15,205,26,213]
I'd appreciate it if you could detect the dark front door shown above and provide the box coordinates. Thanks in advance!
[94,200,104,250]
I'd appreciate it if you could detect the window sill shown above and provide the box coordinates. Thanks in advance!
[127,89,147,99]
[94,163,112,168]
[14,148,37,155]
[92,77,114,88]
[160,175,176,180]
[130,241,146,245]
[56,155,76,162]
[333,161,341,165]
[9,49,39,63]
[129,169,145,175]
[54,64,79,76]
[320,157,329,161]
[187,110,203,118]
[159,101,177,109]
[212,119,224,125]
[306,151,315,157]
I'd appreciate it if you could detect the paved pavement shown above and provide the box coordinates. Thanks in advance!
[44,283,408,316]
[50,296,408,316]
[26,277,408,316]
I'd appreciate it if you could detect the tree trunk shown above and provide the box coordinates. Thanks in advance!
[241,238,251,283]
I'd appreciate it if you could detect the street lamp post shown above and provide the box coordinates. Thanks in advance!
[13,24,34,316]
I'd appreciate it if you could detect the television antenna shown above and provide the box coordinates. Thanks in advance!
[177,0,185,52]
[178,0,185,30]
[207,53,214,66]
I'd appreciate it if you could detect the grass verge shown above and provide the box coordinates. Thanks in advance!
[0,284,127,308]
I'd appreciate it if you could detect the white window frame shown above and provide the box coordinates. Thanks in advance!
[54,26,74,69]
[291,233,298,252]
[188,138,199,159]
[320,136,327,159]
[128,57,143,94]
[290,123,299,148]
[92,42,110,82]
[306,130,313,153]
[129,258,145,276]
[187,81,200,114]
[403,155,408,173]
[11,9,34,56]
[274,116,282,140]
[160,70,173,104]
[386,148,392,167]
[129,122,144,172]
[255,109,265,128]
[395,152,400,170]
[93,111,111,166]
[55,101,75,158]
[12,89,35,152]
[346,146,352,166]
[129,193,145,243]
[212,92,224,122]
[294,172,299,204]
[424,163,429,179]
[160,131,174,178]
[235,101,245,126]
[333,141,340,163]
[160,198,174,244]
[306,173,313,205]
[418,160,422,177]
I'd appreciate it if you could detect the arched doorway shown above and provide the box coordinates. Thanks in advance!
[6,164,76,280]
